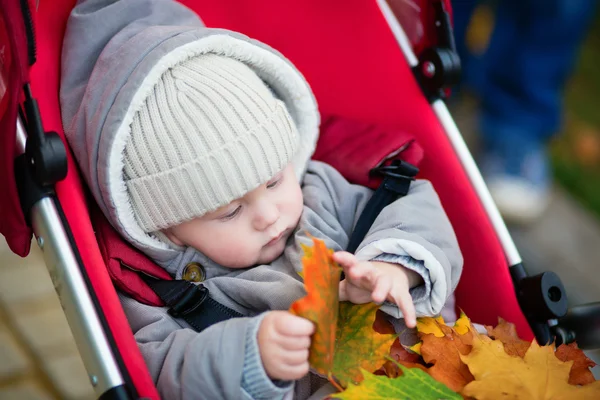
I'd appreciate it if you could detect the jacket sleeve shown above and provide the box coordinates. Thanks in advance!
[302,161,463,317]
[118,294,292,400]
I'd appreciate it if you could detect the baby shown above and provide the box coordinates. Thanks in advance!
[60,0,463,399]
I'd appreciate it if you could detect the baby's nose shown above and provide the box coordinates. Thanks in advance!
[253,200,279,230]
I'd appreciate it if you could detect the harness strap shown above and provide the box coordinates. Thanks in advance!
[346,159,418,253]
[143,277,243,332]
[144,159,418,332]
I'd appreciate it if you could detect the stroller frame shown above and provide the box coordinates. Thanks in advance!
[5,0,584,398]
[15,119,130,397]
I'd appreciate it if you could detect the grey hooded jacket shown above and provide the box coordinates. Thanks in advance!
[60,1,463,399]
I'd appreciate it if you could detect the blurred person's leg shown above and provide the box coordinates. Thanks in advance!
[469,0,595,222]
[451,0,481,90]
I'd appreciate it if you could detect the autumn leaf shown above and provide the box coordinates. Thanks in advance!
[419,325,475,392]
[461,337,600,399]
[371,310,422,376]
[555,343,597,385]
[485,317,531,357]
[331,302,397,387]
[289,237,342,375]
[333,362,462,400]
[409,342,422,355]
[379,346,425,379]
[403,314,477,392]
[453,311,473,335]
[416,316,445,338]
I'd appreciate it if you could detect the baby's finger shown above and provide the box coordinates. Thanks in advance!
[332,251,358,269]
[276,314,315,337]
[280,334,311,351]
[371,275,392,304]
[396,289,417,328]
[279,349,310,366]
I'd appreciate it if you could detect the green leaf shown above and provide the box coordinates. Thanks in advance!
[333,362,462,400]
[332,302,397,387]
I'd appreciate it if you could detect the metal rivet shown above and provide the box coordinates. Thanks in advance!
[37,237,44,249]
[422,61,436,78]
[183,262,206,282]
[90,375,98,386]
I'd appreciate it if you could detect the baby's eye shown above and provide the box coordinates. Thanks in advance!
[266,175,283,189]
[221,206,242,221]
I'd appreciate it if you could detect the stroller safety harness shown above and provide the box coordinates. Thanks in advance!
[2,0,599,399]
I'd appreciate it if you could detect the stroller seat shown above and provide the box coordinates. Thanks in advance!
[1,0,534,398]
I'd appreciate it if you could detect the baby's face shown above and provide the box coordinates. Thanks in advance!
[163,164,303,268]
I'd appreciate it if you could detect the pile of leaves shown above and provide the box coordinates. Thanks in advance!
[290,237,600,399]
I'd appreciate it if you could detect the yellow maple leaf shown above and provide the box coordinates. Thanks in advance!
[461,337,600,399]
[453,312,472,335]
[409,342,422,355]
[416,317,445,338]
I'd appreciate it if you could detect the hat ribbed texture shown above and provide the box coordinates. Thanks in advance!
[123,54,298,232]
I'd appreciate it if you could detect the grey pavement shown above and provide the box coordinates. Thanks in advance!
[0,238,93,400]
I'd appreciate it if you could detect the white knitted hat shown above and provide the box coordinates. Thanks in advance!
[122,54,299,232]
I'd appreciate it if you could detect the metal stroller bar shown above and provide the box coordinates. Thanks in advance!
[377,0,571,345]
[377,0,520,266]
[15,117,132,400]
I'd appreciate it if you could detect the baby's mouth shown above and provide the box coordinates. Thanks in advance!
[266,228,288,246]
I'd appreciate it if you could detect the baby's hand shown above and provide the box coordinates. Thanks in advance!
[333,251,422,328]
[257,311,314,381]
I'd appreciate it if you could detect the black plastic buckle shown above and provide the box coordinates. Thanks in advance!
[369,160,419,181]
[370,159,419,197]
[370,160,418,182]
[168,284,209,318]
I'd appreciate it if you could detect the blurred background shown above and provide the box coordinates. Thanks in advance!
[1,0,600,398]
[449,0,600,380]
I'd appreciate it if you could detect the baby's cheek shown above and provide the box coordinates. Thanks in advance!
[208,236,260,268]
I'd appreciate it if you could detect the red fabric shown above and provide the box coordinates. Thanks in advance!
[314,115,424,189]
[93,207,171,307]
[0,0,33,256]
[29,0,159,398]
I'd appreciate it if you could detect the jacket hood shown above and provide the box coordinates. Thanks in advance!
[60,0,319,261]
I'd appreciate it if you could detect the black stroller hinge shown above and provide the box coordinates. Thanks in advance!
[510,262,569,345]
[14,153,55,226]
[554,302,600,349]
[22,83,68,187]
[413,0,461,102]
[18,0,36,65]
[433,0,457,54]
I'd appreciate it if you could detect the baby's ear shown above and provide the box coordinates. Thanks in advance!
[162,228,185,247]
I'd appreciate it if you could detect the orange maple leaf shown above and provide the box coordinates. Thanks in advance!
[289,237,342,376]
[555,343,597,386]
[419,323,475,392]
[485,317,531,357]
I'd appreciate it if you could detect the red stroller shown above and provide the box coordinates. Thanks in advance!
[1,0,591,398]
